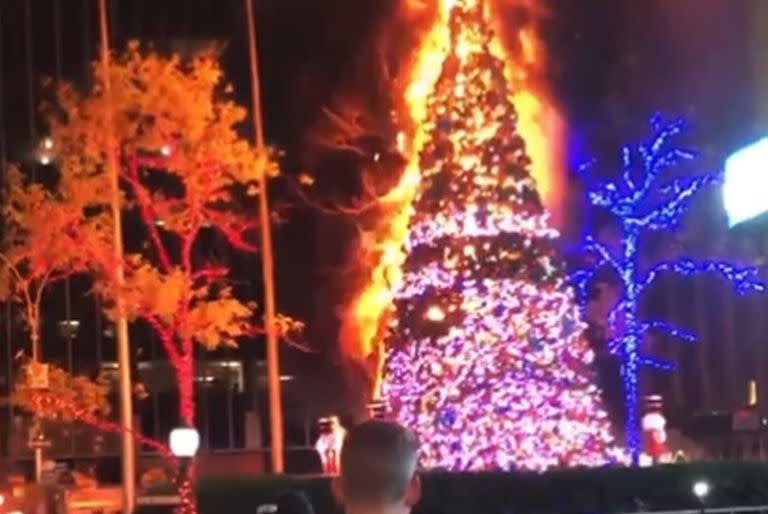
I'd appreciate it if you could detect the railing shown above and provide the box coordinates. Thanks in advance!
[627,507,768,514]
[65,489,182,513]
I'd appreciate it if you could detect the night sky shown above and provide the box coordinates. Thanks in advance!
[0,0,765,421]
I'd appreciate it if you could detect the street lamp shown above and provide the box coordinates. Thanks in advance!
[693,480,710,513]
[169,427,200,458]
[35,136,56,166]
[693,480,710,499]
[170,426,200,514]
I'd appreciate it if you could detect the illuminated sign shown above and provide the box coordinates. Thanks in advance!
[723,137,768,227]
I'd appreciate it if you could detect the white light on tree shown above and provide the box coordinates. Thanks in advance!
[169,427,200,457]
[723,137,768,227]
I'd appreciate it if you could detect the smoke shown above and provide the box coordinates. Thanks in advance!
[300,0,441,415]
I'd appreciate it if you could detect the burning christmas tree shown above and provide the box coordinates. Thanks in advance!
[378,0,620,471]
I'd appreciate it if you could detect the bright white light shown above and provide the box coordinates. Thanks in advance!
[160,145,171,157]
[723,137,768,227]
[169,427,200,457]
[43,137,54,150]
[39,154,51,165]
[693,480,710,499]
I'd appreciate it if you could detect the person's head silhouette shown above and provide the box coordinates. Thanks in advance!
[333,420,420,514]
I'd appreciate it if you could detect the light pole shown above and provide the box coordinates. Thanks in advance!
[97,0,136,511]
[693,480,710,514]
[244,0,284,473]
[169,426,200,514]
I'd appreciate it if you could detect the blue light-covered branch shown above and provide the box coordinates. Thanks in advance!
[572,113,765,465]
[639,320,696,343]
[637,258,765,297]
[638,357,674,372]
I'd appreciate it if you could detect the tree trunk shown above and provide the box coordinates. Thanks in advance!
[178,354,195,426]
[174,461,197,514]
[174,353,197,514]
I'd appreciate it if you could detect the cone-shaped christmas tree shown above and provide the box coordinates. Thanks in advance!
[380,0,619,471]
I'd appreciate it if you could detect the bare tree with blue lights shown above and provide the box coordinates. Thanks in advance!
[573,114,765,465]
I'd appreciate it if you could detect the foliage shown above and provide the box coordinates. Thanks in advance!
[0,164,122,450]
[0,165,86,341]
[574,114,765,463]
[140,466,174,488]
[43,42,300,424]
[11,362,110,422]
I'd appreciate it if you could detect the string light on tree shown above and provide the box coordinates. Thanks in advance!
[379,0,621,471]
[573,114,765,465]
[425,305,446,321]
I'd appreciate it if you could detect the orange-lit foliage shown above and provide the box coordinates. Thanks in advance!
[0,165,114,426]
[0,166,86,355]
[12,362,110,422]
[342,0,564,400]
[40,42,301,426]
[12,361,173,458]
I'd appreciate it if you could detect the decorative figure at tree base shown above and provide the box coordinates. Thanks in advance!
[315,416,346,475]
[640,395,667,465]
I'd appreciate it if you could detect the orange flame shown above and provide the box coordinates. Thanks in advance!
[341,0,564,400]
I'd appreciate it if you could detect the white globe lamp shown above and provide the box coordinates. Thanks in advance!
[693,480,710,500]
[169,427,200,458]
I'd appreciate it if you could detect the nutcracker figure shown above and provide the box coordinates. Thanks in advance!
[641,395,667,465]
[367,399,387,420]
[315,416,346,475]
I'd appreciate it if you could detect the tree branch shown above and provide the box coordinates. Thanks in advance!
[606,299,630,336]
[123,154,172,272]
[582,236,622,275]
[142,313,182,367]
[639,319,696,342]
[570,267,598,303]
[606,337,623,356]
[634,174,718,230]
[638,355,674,371]
[246,325,315,353]
[284,169,386,217]
[638,258,764,297]
[28,391,175,461]
[0,252,26,286]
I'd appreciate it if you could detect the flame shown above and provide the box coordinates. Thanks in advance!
[497,21,565,225]
[341,0,563,400]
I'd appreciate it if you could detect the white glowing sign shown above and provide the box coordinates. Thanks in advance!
[723,138,768,227]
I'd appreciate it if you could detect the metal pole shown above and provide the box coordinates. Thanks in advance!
[97,0,136,510]
[30,331,43,482]
[243,0,284,473]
